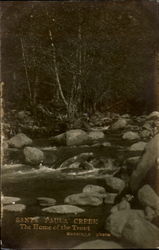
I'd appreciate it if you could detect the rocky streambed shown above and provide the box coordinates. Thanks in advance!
[1,111,159,249]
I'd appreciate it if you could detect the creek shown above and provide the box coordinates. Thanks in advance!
[2,133,139,249]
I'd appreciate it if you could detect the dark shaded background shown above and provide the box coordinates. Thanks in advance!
[1,0,159,117]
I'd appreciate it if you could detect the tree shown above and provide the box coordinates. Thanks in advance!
[1,0,158,118]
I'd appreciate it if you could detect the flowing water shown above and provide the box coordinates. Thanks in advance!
[2,135,139,249]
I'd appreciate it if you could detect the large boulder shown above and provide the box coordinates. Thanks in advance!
[105,209,145,238]
[122,214,159,248]
[130,134,159,192]
[105,176,125,194]
[23,146,44,165]
[122,131,140,141]
[73,240,123,249]
[138,185,159,214]
[66,129,88,146]
[8,133,32,148]
[129,141,147,152]
[42,205,85,214]
[111,118,127,130]
[64,193,103,206]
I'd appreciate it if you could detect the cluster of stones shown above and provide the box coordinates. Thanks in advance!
[2,111,159,248]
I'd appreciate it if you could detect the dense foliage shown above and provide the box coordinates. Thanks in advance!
[1,1,159,124]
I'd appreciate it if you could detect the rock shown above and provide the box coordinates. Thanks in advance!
[104,193,118,204]
[121,114,130,119]
[23,147,44,165]
[105,176,125,193]
[66,129,88,146]
[138,185,159,213]
[39,146,57,151]
[37,197,56,207]
[122,214,159,248]
[127,125,140,132]
[59,152,94,169]
[145,206,156,221]
[62,161,81,171]
[110,205,118,214]
[102,142,111,147]
[2,196,21,205]
[17,110,31,121]
[147,111,159,120]
[8,133,32,148]
[111,118,127,130]
[111,199,131,214]
[64,193,103,206]
[130,134,159,191]
[129,141,146,151]
[105,209,145,238]
[89,158,118,174]
[3,204,26,212]
[73,240,123,249]
[126,156,140,168]
[50,133,66,146]
[143,121,153,131]
[82,185,106,194]
[140,129,152,139]
[42,205,85,214]
[122,131,140,141]
[135,115,147,123]
[75,161,94,172]
[88,131,105,141]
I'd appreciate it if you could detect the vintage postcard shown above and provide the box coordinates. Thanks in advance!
[1,0,159,249]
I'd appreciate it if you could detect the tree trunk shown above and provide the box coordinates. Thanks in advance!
[20,36,32,105]
[68,16,83,119]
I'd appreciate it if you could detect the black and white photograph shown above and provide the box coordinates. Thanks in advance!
[1,0,159,249]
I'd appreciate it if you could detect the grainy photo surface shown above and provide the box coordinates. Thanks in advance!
[1,0,159,249]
